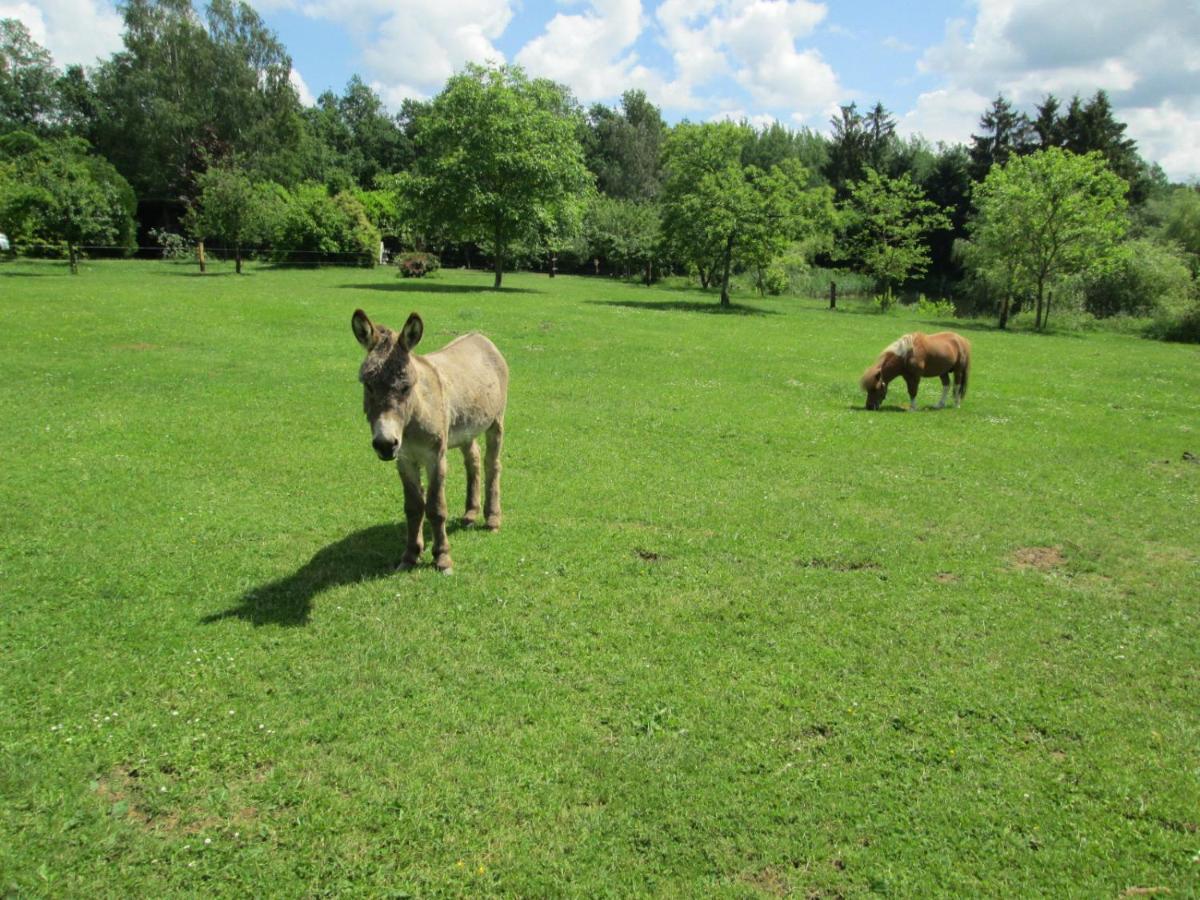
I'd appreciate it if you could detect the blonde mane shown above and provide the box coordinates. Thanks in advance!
[860,333,917,391]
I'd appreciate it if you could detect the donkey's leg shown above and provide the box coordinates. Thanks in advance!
[937,373,950,409]
[462,439,482,526]
[397,459,426,570]
[425,451,453,573]
[903,373,920,411]
[483,418,504,531]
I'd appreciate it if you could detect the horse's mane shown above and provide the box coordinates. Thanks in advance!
[859,333,917,390]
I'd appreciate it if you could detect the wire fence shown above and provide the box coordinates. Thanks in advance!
[3,242,381,267]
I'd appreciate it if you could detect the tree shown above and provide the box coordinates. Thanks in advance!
[184,164,277,272]
[840,168,950,299]
[970,147,1128,329]
[582,89,667,201]
[1,18,61,133]
[302,77,412,190]
[407,63,592,288]
[661,122,834,306]
[88,0,302,209]
[968,94,1033,182]
[583,196,660,281]
[824,102,896,199]
[0,133,137,272]
[919,144,972,286]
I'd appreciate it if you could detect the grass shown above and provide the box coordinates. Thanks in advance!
[1,258,1197,897]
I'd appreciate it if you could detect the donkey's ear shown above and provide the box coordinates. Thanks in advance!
[351,309,378,350]
[399,312,423,351]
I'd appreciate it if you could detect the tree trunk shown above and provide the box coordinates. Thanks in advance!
[198,241,206,274]
[68,242,78,275]
[719,235,734,307]
[548,253,556,278]
[235,246,242,275]
[998,292,1011,330]
[830,281,837,310]
[644,260,652,286]
[1044,290,1052,328]
[493,254,503,289]
[698,265,709,289]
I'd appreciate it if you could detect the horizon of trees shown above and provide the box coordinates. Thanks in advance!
[2,3,1198,335]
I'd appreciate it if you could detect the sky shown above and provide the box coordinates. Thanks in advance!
[7,0,1200,181]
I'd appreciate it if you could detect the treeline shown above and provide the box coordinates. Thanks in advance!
[1,3,1198,338]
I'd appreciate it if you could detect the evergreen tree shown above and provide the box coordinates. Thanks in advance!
[968,94,1033,181]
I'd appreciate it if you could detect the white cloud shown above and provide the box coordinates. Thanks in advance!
[2,0,122,66]
[289,68,316,106]
[515,0,649,102]
[285,0,514,102]
[915,0,1200,179]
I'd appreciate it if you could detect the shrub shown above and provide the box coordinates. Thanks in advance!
[916,293,956,318]
[756,262,790,296]
[1082,239,1193,318]
[148,227,192,260]
[396,251,441,278]
[872,293,896,313]
[272,183,381,266]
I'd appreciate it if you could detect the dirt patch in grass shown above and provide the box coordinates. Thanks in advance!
[633,547,664,562]
[799,557,882,572]
[1012,546,1066,571]
[112,342,162,351]
[94,764,261,836]
[934,572,959,584]
[742,866,790,897]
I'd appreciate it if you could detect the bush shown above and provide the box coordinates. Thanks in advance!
[1082,239,1193,318]
[148,227,192,260]
[396,252,441,278]
[872,293,896,313]
[272,183,381,266]
[756,262,790,296]
[916,293,956,318]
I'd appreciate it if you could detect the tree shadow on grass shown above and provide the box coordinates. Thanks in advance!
[339,282,538,295]
[588,298,777,316]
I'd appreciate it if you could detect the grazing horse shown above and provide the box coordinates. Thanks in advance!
[352,309,508,574]
[859,331,971,411]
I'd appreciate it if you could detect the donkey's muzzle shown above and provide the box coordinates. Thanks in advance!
[372,435,399,460]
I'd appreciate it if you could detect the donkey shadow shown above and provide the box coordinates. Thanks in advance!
[202,524,405,627]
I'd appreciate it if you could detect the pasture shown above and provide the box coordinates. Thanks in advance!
[1,259,1197,896]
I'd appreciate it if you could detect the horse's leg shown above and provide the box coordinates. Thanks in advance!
[461,439,481,526]
[425,450,453,574]
[397,459,425,570]
[937,373,950,409]
[483,417,504,531]
[952,369,963,407]
[903,372,920,410]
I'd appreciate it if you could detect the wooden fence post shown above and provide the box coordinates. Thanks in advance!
[198,241,206,274]
[829,281,837,309]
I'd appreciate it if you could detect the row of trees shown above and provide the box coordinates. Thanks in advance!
[2,2,1198,334]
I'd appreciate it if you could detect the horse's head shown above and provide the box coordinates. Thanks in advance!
[860,365,888,410]
[351,309,424,461]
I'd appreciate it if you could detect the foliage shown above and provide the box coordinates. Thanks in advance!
[823,101,897,198]
[839,167,950,298]
[582,90,666,202]
[406,62,592,288]
[916,293,956,318]
[395,251,440,277]
[148,226,193,260]
[302,76,412,190]
[1146,186,1200,269]
[85,0,302,202]
[272,182,380,265]
[968,94,1034,182]
[0,132,136,270]
[185,164,279,272]
[661,122,834,305]
[970,147,1129,329]
[1,18,61,133]
[582,195,660,279]
[1081,238,1194,318]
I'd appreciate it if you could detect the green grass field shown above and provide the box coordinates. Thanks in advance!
[2,259,1197,896]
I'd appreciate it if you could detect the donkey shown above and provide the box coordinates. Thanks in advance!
[352,309,508,574]
[859,331,971,411]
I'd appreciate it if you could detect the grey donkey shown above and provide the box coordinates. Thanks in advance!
[352,309,508,574]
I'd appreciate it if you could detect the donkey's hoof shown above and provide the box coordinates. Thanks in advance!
[485,516,501,531]
[461,513,479,527]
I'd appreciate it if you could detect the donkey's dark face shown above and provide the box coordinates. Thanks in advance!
[352,309,424,461]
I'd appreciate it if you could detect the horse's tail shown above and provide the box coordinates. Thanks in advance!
[958,336,970,401]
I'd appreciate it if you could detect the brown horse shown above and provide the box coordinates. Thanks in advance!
[859,331,971,410]
[352,309,508,574]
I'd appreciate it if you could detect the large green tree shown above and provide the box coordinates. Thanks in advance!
[582,196,660,281]
[1,19,61,133]
[840,167,950,299]
[0,133,137,272]
[661,122,833,307]
[407,63,592,288]
[87,0,302,207]
[968,94,1033,182]
[184,164,278,272]
[969,147,1128,329]
[583,89,666,201]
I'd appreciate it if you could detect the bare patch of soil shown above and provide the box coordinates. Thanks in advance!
[1012,546,1066,571]
[742,866,790,897]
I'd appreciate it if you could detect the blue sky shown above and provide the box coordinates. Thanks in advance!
[10,0,1200,179]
